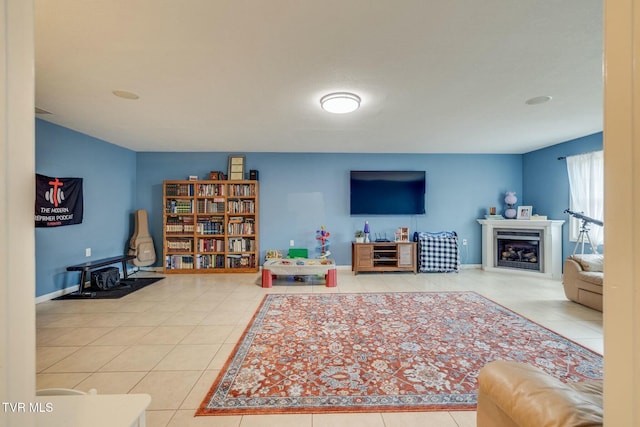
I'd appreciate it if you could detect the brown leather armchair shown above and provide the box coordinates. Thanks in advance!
[477,360,602,427]
[562,254,603,312]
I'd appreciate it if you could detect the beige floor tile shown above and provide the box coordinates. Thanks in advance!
[181,325,235,345]
[75,371,148,394]
[36,327,73,345]
[126,311,174,326]
[206,344,236,370]
[180,299,225,313]
[36,346,81,372]
[168,291,211,303]
[77,312,138,328]
[36,313,80,328]
[116,300,160,313]
[199,310,246,326]
[37,301,73,315]
[573,338,604,354]
[382,411,459,427]
[100,344,174,372]
[39,327,115,346]
[140,325,197,344]
[36,372,91,390]
[312,412,385,427]
[90,326,156,345]
[180,369,220,410]
[167,409,241,426]
[36,314,71,329]
[145,409,175,427]
[130,370,202,410]
[162,311,210,326]
[149,301,190,313]
[240,413,313,427]
[154,344,220,371]
[449,410,477,427]
[43,345,127,373]
[224,326,248,344]
[541,320,605,340]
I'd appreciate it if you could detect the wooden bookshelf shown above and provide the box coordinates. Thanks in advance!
[163,180,259,273]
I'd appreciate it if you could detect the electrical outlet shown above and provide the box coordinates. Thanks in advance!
[290,240,295,247]
[462,239,468,246]
[85,247,91,257]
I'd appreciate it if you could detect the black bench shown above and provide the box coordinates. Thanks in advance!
[67,255,136,296]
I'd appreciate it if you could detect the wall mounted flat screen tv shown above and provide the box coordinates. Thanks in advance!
[350,171,426,215]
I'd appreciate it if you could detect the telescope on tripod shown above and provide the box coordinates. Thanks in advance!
[564,209,603,254]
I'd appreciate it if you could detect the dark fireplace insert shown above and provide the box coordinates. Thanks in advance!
[494,229,543,272]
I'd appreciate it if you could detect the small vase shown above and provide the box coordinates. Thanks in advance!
[505,207,517,219]
[504,192,518,206]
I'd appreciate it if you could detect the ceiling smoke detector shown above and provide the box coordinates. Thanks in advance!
[525,95,552,105]
[112,90,140,100]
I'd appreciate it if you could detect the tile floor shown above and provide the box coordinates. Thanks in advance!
[36,268,603,427]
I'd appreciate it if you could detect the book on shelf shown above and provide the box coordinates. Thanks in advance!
[165,216,194,233]
[228,183,256,197]
[165,183,194,197]
[196,217,224,234]
[226,253,256,268]
[166,255,194,269]
[167,238,193,252]
[197,198,225,213]
[197,254,225,269]
[227,199,255,214]
[197,183,226,196]
[198,238,224,252]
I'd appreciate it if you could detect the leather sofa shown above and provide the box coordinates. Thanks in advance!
[562,254,603,312]
[477,360,603,427]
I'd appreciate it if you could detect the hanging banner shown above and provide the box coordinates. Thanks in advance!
[35,174,83,227]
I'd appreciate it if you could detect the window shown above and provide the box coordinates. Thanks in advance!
[566,151,604,247]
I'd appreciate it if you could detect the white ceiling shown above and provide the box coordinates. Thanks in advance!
[34,0,603,154]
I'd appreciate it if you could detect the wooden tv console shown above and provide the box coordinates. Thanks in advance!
[352,242,417,274]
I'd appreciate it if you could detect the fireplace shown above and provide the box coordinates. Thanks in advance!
[494,229,542,272]
[477,219,564,279]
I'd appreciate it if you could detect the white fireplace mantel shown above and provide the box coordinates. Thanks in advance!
[477,219,565,279]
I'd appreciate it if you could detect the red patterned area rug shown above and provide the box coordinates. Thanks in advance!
[196,292,603,415]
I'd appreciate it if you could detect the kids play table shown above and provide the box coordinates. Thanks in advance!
[261,258,337,288]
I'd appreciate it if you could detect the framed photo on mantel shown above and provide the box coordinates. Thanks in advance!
[517,206,532,220]
[228,155,245,180]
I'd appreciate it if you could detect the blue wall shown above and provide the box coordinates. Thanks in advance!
[523,132,603,259]
[35,120,137,297]
[136,152,522,268]
[34,118,602,298]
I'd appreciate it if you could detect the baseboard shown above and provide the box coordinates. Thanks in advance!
[260,264,481,271]
[260,264,482,271]
[35,285,80,304]
[127,266,163,275]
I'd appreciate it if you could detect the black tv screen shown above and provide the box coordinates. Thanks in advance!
[350,171,426,215]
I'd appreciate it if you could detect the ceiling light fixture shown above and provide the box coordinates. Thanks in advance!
[525,95,552,105]
[320,92,361,114]
[112,90,140,100]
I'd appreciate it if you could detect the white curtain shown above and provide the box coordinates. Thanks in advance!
[566,151,604,247]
